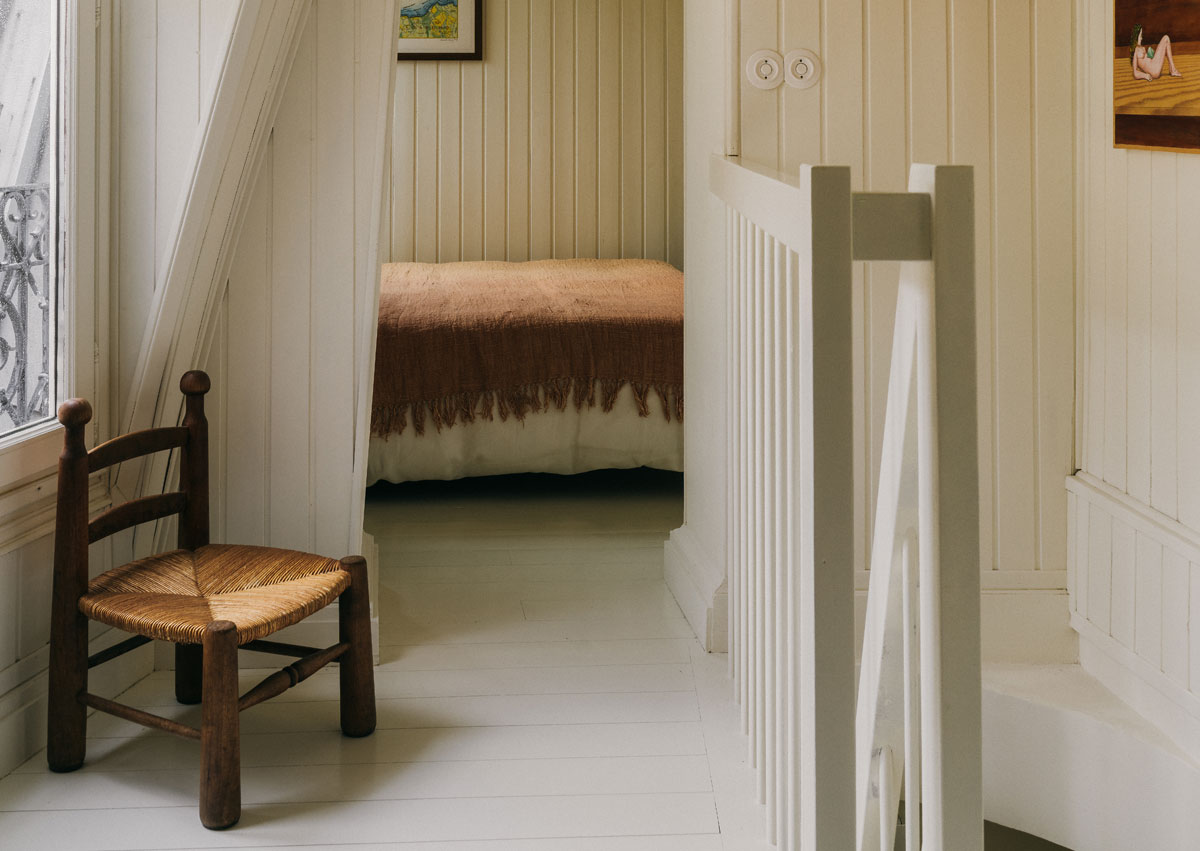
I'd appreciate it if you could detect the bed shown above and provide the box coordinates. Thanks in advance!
[367,258,684,484]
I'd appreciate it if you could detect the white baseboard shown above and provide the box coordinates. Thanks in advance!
[1076,617,1200,759]
[0,630,154,777]
[664,524,726,651]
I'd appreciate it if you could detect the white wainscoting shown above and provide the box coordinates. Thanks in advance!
[388,0,683,267]
[677,1,1077,652]
[1067,474,1200,757]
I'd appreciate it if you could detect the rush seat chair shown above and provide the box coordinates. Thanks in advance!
[47,370,376,829]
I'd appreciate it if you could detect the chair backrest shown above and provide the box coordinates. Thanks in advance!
[54,370,212,600]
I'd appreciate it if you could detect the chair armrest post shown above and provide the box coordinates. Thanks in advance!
[179,370,210,550]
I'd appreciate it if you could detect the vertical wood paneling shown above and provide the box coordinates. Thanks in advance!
[641,0,666,262]
[1134,532,1162,667]
[665,4,683,268]
[199,0,238,95]
[574,0,598,258]
[1150,154,1179,518]
[780,0,820,173]
[596,6,621,259]
[1087,504,1111,633]
[209,0,393,559]
[461,61,485,261]
[392,0,682,265]
[1125,153,1153,504]
[1177,158,1200,530]
[506,0,530,260]
[1033,0,1077,578]
[1110,518,1135,648]
[391,66,416,261]
[528,1,553,261]
[224,143,272,546]
[1162,550,1190,685]
[414,63,439,263]
[618,0,643,258]
[992,0,1038,576]
[116,1,158,418]
[268,18,315,551]
[950,0,996,580]
[551,0,575,259]
[311,0,356,558]
[154,1,199,281]
[483,0,508,261]
[436,63,462,263]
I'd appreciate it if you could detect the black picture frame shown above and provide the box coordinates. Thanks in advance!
[397,0,483,61]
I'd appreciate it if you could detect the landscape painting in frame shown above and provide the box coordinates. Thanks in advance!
[1116,1,1200,150]
[397,0,482,61]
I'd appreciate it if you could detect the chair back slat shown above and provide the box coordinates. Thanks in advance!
[87,427,190,473]
[88,492,188,544]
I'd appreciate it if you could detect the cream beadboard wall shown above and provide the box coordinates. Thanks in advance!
[387,0,683,266]
[671,0,1078,658]
[1071,0,1200,756]
[204,0,393,562]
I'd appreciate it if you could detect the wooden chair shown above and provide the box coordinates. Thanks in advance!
[47,370,376,829]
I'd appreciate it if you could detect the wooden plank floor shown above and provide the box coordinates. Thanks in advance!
[0,470,772,850]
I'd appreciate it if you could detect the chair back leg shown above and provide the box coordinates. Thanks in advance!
[338,556,377,737]
[47,607,87,772]
[200,620,241,829]
[176,643,204,704]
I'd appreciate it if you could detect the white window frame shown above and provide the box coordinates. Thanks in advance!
[0,0,106,548]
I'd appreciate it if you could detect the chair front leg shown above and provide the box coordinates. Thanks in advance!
[47,608,87,772]
[338,556,376,737]
[200,620,240,829]
[176,643,203,704]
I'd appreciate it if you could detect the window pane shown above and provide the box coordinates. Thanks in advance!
[0,0,56,437]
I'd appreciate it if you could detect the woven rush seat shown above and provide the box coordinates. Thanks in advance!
[81,544,349,645]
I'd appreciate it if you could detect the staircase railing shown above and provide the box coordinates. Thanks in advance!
[711,156,981,851]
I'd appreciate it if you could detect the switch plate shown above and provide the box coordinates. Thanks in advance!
[784,49,822,89]
[746,49,784,90]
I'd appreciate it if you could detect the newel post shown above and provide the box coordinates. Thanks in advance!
[47,398,93,771]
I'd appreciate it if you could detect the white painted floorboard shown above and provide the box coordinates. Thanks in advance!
[0,471,771,850]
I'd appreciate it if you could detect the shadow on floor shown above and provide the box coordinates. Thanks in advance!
[893,821,1070,850]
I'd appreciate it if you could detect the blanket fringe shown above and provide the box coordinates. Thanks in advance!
[372,378,684,437]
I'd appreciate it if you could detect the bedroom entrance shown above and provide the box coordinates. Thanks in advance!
[365,3,685,561]
[355,3,692,832]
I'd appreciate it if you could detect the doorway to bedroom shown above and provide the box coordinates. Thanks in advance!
[360,3,690,828]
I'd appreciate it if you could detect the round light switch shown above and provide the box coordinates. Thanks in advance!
[746,49,784,90]
[785,49,822,89]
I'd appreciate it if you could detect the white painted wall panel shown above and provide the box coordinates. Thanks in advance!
[113,0,238,422]
[1074,0,1200,758]
[733,0,1074,585]
[207,0,395,559]
[389,0,683,267]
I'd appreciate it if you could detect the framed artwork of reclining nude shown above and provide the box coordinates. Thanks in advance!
[397,0,482,61]
[1116,1,1200,151]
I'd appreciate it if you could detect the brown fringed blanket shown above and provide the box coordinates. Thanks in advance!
[372,259,684,436]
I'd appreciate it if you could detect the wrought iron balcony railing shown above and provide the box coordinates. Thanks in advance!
[0,183,52,433]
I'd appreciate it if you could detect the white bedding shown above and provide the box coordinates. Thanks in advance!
[366,384,683,484]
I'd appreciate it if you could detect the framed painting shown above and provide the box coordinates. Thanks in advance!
[1116,1,1200,151]
[397,0,482,61]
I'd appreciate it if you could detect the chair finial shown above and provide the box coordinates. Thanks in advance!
[57,398,93,429]
[180,371,211,396]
